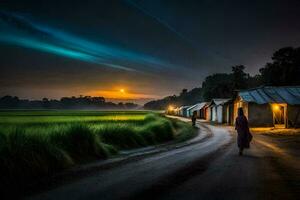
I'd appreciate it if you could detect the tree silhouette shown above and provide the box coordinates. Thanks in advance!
[259,47,300,86]
[232,65,248,90]
[0,95,138,109]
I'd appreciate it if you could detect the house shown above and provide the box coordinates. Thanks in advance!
[178,106,191,117]
[208,99,232,124]
[186,102,209,119]
[234,86,300,128]
[174,107,180,116]
[202,103,211,121]
[176,107,182,116]
[186,104,198,118]
[178,106,183,116]
[198,102,209,119]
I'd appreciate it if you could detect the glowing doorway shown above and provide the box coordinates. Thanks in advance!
[272,103,287,128]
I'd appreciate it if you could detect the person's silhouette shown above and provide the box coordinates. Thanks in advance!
[235,108,252,156]
[191,111,197,127]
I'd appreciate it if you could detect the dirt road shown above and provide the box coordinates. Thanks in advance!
[29,119,300,200]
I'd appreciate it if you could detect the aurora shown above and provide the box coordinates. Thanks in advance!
[0,34,135,71]
[0,11,172,72]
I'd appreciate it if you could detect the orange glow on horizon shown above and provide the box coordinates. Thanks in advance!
[87,89,158,100]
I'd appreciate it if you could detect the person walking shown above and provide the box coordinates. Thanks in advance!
[235,107,252,156]
[191,111,197,127]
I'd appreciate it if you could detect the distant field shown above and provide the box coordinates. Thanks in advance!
[0,110,149,125]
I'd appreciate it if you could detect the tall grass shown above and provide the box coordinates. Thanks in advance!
[138,118,174,144]
[0,129,73,195]
[50,124,114,161]
[98,124,147,149]
[172,120,197,142]
[0,112,195,196]
[98,117,175,149]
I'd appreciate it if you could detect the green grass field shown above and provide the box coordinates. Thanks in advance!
[0,110,195,195]
[0,110,148,124]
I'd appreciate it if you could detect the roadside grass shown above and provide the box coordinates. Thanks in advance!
[172,120,197,142]
[0,111,195,196]
[0,128,74,194]
[50,124,115,161]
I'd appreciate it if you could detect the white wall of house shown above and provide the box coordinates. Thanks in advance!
[178,109,183,116]
[212,106,217,121]
[217,105,223,123]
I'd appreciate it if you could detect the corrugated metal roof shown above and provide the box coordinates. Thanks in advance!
[211,98,231,106]
[239,86,300,105]
[186,104,198,111]
[187,102,208,111]
[179,105,191,110]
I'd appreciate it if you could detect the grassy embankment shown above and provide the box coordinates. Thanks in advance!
[0,110,196,194]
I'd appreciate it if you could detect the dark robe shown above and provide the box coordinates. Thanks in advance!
[235,115,251,148]
[191,115,196,126]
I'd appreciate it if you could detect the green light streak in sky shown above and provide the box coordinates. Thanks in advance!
[0,34,134,71]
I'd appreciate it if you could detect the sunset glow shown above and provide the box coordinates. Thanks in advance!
[88,89,158,100]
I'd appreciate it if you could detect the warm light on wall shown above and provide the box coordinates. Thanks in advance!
[168,105,174,111]
[272,104,280,111]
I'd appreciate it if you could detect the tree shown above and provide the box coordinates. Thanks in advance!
[0,95,137,109]
[42,98,50,108]
[259,47,300,86]
[144,88,203,110]
[232,65,248,89]
[247,74,262,88]
[0,96,20,108]
[145,46,300,109]
[202,73,233,101]
[180,89,188,96]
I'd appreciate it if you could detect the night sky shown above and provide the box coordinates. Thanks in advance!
[1,0,300,103]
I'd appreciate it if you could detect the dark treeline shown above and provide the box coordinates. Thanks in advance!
[144,88,203,110]
[0,95,139,109]
[144,47,300,110]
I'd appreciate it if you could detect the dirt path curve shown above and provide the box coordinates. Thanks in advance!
[28,119,230,200]
[28,118,300,200]
[162,125,300,200]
